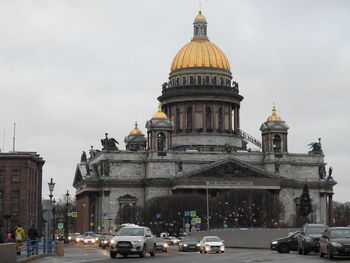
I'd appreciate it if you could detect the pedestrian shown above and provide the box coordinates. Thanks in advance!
[4,232,14,243]
[0,226,3,243]
[28,224,39,255]
[15,224,25,255]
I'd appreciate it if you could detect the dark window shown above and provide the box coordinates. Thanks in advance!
[205,76,209,85]
[176,108,181,129]
[273,135,282,152]
[218,107,223,129]
[176,78,179,86]
[212,76,217,85]
[182,77,187,85]
[12,169,20,183]
[220,77,224,86]
[11,190,20,212]
[186,107,192,130]
[190,76,195,85]
[0,191,3,212]
[206,106,212,129]
[157,132,166,152]
[0,169,4,183]
[197,76,202,85]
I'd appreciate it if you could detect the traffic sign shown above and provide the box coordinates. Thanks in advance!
[185,223,190,229]
[58,223,64,230]
[156,213,161,219]
[195,218,201,224]
[191,217,196,225]
[190,211,196,217]
[184,211,190,216]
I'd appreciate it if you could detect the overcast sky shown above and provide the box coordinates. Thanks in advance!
[0,0,349,202]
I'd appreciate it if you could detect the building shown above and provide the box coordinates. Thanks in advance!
[0,151,45,233]
[73,12,335,233]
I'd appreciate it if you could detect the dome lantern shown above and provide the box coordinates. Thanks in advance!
[193,11,208,40]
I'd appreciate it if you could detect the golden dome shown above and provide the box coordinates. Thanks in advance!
[194,11,207,23]
[267,106,282,121]
[129,121,143,135]
[170,39,230,71]
[152,105,168,119]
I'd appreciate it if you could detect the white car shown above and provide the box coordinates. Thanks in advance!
[110,226,156,258]
[163,236,180,245]
[83,235,96,245]
[199,236,225,253]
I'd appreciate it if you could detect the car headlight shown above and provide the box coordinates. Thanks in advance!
[304,236,313,242]
[68,237,72,240]
[271,241,278,245]
[76,238,80,241]
[184,244,188,247]
[205,245,211,251]
[95,237,98,241]
[197,244,200,247]
[220,245,225,251]
[331,242,342,247]
[103,240,108,244]
[110,240,115,244]
[163,243,168,248]
[132,239,142,244]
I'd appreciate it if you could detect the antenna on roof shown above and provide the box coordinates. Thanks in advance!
[12,122,16,152]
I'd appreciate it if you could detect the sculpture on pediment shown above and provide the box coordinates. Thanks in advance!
[80,151,87,162]
[327,166,333,180]
[224,143,233,153]
[101,133,119,151]
[319,165,326,179]
[89,146,100,159]
[308,138,323,154]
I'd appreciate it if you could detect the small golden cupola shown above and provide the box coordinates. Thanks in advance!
[152,105,168,119]
[129,121,143,135]
[267,106,282,121]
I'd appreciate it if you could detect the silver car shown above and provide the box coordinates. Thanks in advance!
[110,226,156,258]
[199,236,225,253]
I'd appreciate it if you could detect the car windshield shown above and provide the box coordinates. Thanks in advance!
[331,229,350,238]
[305,226,327,234]
[154,238,164,242]
[85,232,95,236]
[183,237,198,242]
[205,237,221,242]
[116,228,144,236]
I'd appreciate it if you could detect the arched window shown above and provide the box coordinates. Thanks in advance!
[218,107,223,130]
[186,107,192,130]
[273,135,282,152]
[195,27,198,35]
[157,132,166,152]
[197,76,202,85]
[206,106,212,129]
[176,108,180,129]
[182,76,187,85]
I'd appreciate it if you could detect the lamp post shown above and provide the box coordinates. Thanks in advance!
[64,190,69,243]
[206,181,210,230]
[48,178,55,241]
[52,198,56,241]
[82,204,86,233]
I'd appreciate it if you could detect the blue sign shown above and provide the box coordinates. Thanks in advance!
[156,213,161,219]
[184,211,190,216]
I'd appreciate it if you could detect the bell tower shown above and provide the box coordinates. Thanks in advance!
[260,106,289,154]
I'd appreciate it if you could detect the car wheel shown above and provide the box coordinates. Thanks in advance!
[150,245,156,257]
[278,244,290,253]
[139,245,146,258]
[298,245,302,255]
[110,251,117,258]
[319,247,325,258]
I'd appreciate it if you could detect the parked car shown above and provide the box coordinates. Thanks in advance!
[163,236,180,245]
[178,237,200,252]
[83,235,97,245]
[154,237,168,252]
[199,236,225,254]
[297,223,328,255]
[319,227,350,259]
[99,235,114,249]
[270,230,301,253]
[109,226,156,258]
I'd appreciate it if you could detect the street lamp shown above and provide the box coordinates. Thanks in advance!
[82,204,86,233]
[64,190,70,243]
[206,181,210,230]
[52,198,56,241]
[47,178,55,242]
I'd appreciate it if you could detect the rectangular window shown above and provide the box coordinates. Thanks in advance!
[0,191,3,212]
[0,169,4,183]
[11,190,20,212]
[12,169,21,183]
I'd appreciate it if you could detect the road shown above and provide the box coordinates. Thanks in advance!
[32,244,350,263]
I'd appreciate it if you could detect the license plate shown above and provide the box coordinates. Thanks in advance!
[119,244,129,247]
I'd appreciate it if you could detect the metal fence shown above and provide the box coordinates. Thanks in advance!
[16,238,54,260]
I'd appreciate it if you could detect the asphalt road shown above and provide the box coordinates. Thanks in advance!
[32,243,350,263]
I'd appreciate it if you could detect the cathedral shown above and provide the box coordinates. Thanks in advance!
[73,11,335,233]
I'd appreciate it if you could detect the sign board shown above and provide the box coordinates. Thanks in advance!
[67,212,72,216]
[71,212,77,218]
[184,211,190,216]
[185,223,190,229]
[190,211,196,217]
[155,213,161,219]
[195,218,201,224]
[191,218,196,225]
[58,223,64,230]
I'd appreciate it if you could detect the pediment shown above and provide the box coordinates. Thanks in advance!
[177,157,281,180]
[73,165,84,187]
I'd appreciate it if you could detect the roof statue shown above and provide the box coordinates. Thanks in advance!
[101,133,119,151]
[328,166,333,180]
[80,151,87,162]
[89,145,100,159]
[308,138,323,154]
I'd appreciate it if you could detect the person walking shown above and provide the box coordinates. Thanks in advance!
[28,224,39,255]
[4,232,14,243]
[15,224,25,255]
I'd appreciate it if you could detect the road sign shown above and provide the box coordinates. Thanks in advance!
[191,217,196,225]
[58,223,64,230]
[67,212,72,216]
[71,211,77,218]
[195,218,201,224]
[185,223,190,229]
[156,213,161,219]
[190,211,196,217]
[184,211,190,216]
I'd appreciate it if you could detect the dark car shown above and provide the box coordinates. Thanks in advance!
[99,235,114,249]
[297,223,328,255]
[319,227,350,259]
[154,237,168,252]
[270,230,301,253]
[178,237,200,252]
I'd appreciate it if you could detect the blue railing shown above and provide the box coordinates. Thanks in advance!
[16,237,54,259]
